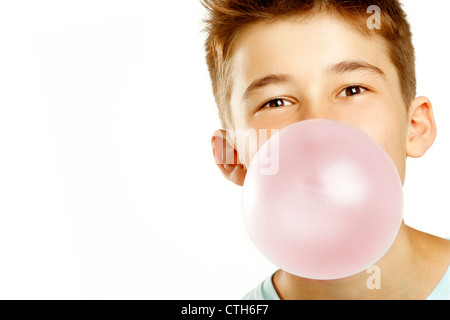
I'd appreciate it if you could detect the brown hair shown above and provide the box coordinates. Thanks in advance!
[200,0,416,128]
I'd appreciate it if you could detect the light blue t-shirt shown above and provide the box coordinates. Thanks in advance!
[243,264,450,300]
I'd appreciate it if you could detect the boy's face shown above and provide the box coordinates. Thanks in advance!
[213,14,436,186]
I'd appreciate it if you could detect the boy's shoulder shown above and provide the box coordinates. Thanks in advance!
[242,233,450,300]
[427,262,450,300]
[418,231,450,263]
[242,272,280,300]
[242,263,450,300]
[407,230,450,296]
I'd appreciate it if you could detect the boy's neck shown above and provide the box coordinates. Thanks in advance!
[272,223,447,300]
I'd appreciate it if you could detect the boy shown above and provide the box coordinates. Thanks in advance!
[201,0,450,299]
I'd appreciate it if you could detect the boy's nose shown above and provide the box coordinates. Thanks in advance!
[296,102,334,122]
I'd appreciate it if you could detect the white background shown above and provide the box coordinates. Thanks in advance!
[0,0,448,299]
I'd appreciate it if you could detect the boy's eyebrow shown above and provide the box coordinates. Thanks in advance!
[242,74,294,102]
[241,61,385,103]
[329,60,386,78]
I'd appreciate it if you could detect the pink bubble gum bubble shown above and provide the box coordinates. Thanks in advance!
[242,119,403,280]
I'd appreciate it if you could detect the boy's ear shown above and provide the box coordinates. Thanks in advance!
[406,96,437,158]
[211,129,247,186]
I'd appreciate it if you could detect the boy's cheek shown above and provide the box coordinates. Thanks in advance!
[360,130,406,182]
[238,127,406,184]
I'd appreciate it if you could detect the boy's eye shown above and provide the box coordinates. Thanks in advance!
[261,98,294,109]
[337,85,367,98]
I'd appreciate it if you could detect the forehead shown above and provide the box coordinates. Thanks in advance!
[228,14,396,109]
[230,14,389,74]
